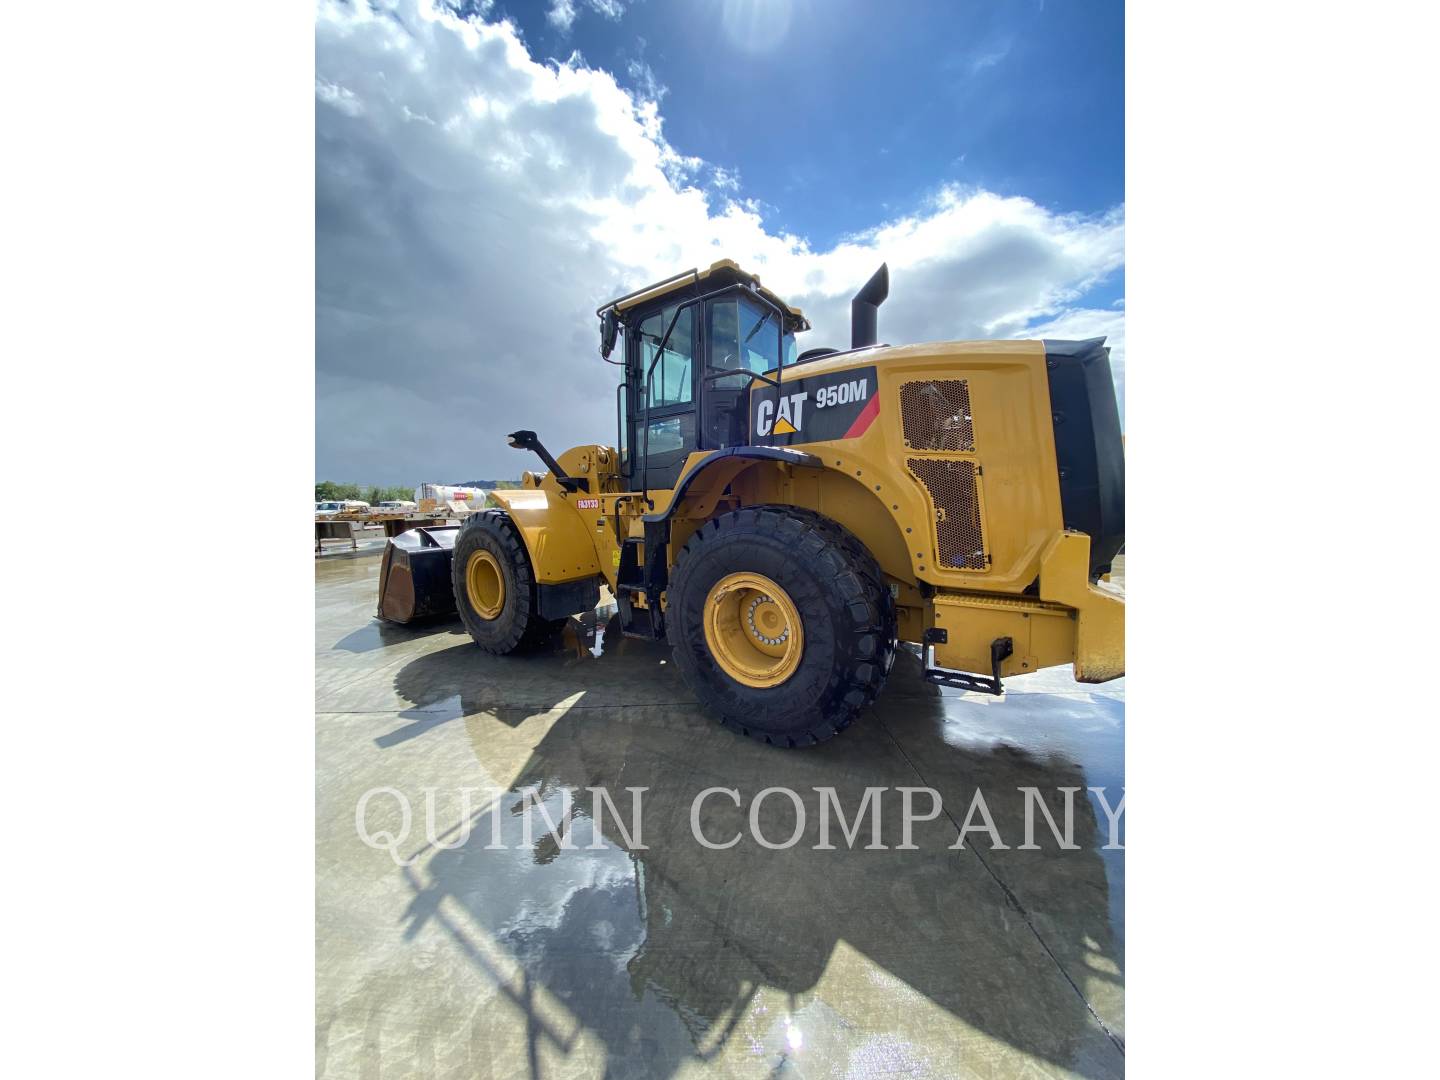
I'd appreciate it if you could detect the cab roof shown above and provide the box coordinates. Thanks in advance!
[598,259,809,331]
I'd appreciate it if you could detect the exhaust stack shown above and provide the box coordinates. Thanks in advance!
[850,263,889,349]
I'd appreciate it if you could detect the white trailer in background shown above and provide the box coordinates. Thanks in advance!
[415,483,488,506]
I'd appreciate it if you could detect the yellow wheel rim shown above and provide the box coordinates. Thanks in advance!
[465,550,506,620]
[703,572,804,688]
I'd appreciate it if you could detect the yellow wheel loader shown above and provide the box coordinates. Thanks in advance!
[379,260,1125,746]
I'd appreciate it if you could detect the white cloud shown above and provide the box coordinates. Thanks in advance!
[968,37,1014,75]
[316,0,1124,483]
[710,165,740,191]
[625,58,666,102]
[546,0,576,32]
[315,77,363,117]
[547,0,627,35]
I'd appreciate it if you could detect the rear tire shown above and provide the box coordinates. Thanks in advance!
[451,510,560,654]
[667,506,896,746]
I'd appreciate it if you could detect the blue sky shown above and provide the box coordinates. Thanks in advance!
[504,0,1123,245]
[316,0,1125,482]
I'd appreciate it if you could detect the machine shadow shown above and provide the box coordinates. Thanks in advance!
[332,616,465,654]
[382,610,688,748]
[386,616,1125,1079]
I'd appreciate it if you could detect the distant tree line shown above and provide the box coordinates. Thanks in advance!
[315,480,522,502]
[455,479,523,490]
[314,482,413,503]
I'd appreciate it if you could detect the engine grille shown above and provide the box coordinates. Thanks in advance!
[906,457,987,570]
[900,379,975,452]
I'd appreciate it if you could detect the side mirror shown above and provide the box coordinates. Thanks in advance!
[599,309,619,360]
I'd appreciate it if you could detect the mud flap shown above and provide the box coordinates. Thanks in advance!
[537,578,601,621]
[377,526,461,623]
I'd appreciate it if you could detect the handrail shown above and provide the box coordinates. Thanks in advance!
[597,267,698,317]
[615,380,628,479]
[640,302,687,508]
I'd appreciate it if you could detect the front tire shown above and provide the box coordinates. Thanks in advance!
[667,506,896,746]
[451,510,559,653]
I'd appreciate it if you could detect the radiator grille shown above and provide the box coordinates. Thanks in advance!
[900,379,975,452]
[906,457,986,570]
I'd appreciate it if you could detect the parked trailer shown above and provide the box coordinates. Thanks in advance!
[414,484,487,505]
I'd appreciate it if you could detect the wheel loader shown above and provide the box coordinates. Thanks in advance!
[378,260,1125,746]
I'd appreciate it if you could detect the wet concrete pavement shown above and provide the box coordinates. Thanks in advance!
[316,551,1125,1079]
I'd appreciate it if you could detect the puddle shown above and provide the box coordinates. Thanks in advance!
[320,567,1126,1075]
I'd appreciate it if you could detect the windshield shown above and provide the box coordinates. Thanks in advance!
[707,295,789,387]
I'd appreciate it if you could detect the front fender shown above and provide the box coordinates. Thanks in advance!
[643,446,824,524]
[489,488,602,584]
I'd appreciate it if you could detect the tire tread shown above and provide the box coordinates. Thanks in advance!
[667,505,897,746]
[452,510,558,654]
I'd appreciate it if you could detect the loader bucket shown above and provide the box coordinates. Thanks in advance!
[377,526,461,623]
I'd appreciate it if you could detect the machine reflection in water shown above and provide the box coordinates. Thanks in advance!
[386,611,1125,1078]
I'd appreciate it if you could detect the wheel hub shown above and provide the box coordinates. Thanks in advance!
[465,549,506,620]
[745,595,790,647]
[703,572,804,688]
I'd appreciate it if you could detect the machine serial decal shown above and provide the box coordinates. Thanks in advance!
[575,498,600,509]
[750,365,880,446]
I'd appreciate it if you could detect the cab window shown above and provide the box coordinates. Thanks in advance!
[740,297,780,375]
[706,295,782,387]
[639,305,694,408]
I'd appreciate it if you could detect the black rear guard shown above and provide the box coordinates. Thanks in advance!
[1044,338,1125,578]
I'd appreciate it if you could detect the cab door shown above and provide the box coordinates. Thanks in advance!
[628,301,698,491]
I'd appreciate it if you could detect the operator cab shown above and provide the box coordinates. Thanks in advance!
[597,260,809,490]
